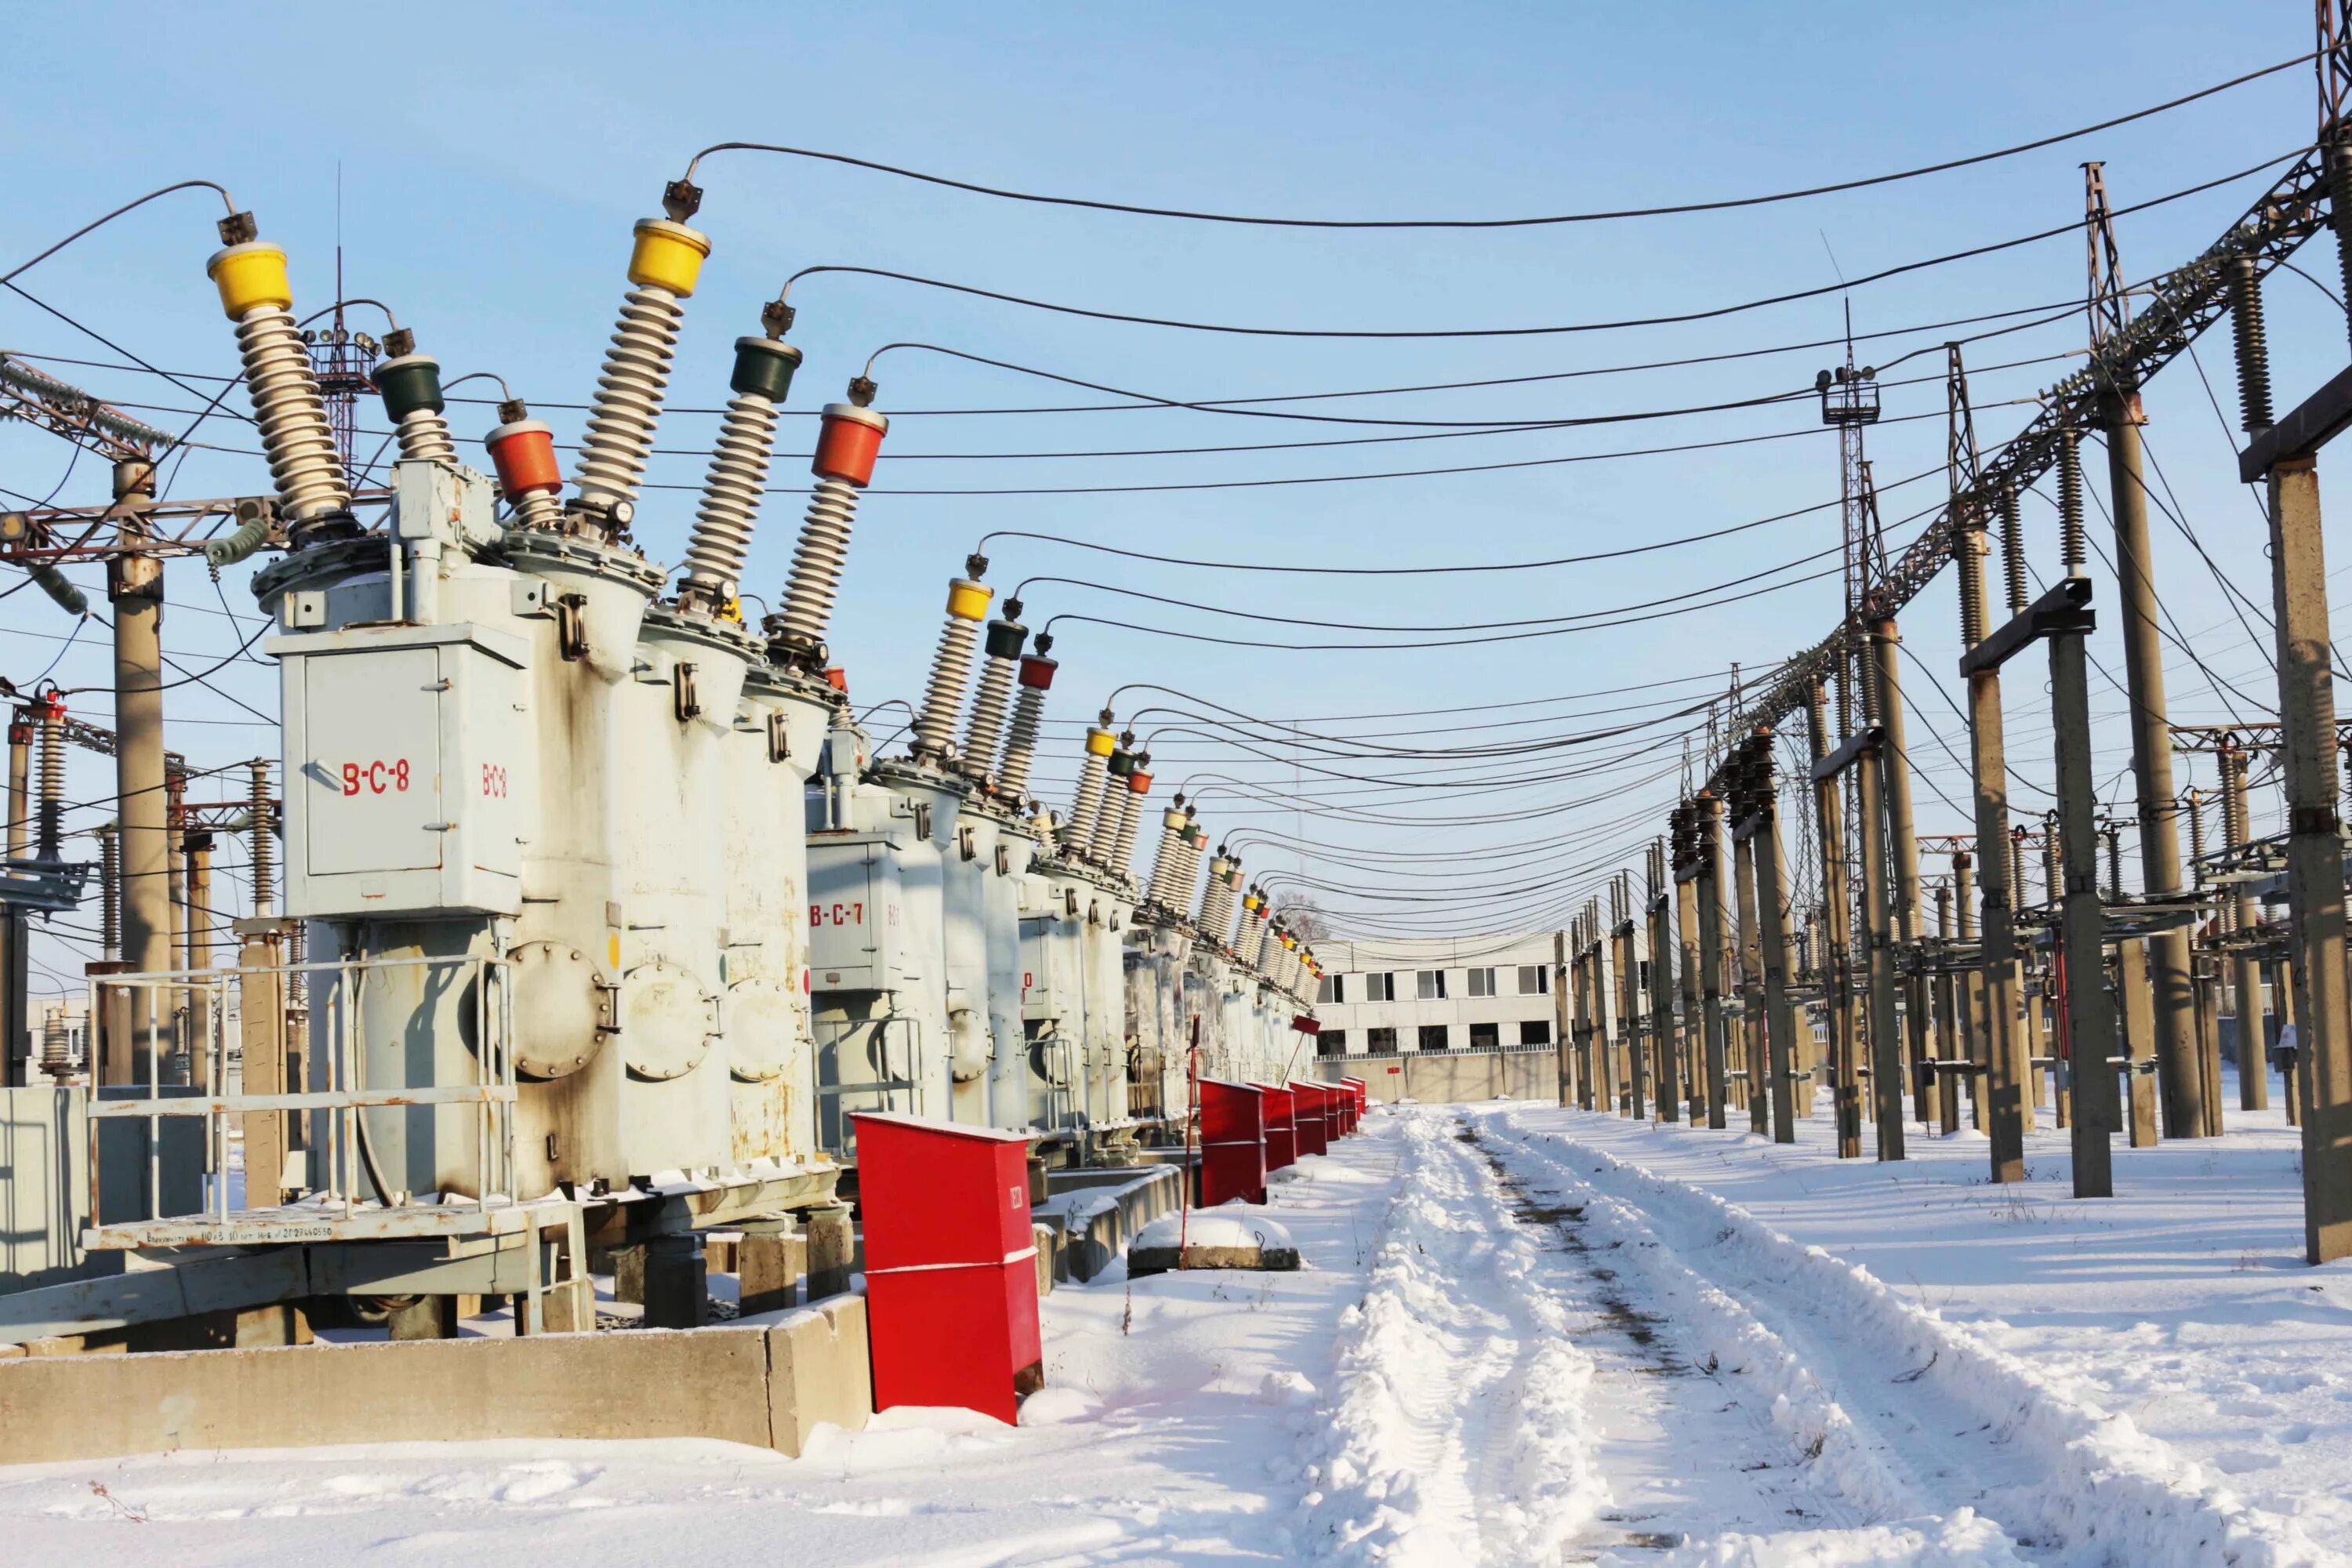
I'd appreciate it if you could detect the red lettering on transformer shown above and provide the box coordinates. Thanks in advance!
[337,760,414,797]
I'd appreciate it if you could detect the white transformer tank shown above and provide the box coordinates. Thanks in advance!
[805,728,955,1155]
[1018,862,1090,1134]
[982,810,1035,1129]
[1079,874,1133,1131]
[724,666,837,1165]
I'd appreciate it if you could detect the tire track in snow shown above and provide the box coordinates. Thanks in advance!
[1484,1106,2338,1568]
[1297,1112,1606,1563]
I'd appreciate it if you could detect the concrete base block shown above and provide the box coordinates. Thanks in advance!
[0,1294,875,1465]
[387,1296,458,1341]
[1032,1223,1056,1297]
[1128,1243,1302,1278]
[805,1204,854,1301]
[739,1228,801,1317]
[1033,1167,1184,1283]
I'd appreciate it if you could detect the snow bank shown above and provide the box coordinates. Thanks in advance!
[1495,1109,2337,1568]
[1299,1113,1605,1560]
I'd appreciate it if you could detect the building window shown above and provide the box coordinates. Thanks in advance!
[1317,973,1345,1004]
[1364,971,1397,1003]
[1519,1019,1552,1046]
[1415,970,1447,1001]
[1317,1031,1348,1057]
[1417,1024,1450,1051]
[1518,965,1550,996]
[1466,967,1497,998]
[1367,1026,1398,1052]
[1468,1022,1501,1051]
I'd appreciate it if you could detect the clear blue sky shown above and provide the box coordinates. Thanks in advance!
[0,2,2334,988]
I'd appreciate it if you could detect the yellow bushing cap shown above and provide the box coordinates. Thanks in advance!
[628,218,712,296]
[945,578,993,620]
[206,241,292,319]
[1086,727,1116,757]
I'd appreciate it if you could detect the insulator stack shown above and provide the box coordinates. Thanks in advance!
[681,335,801,612]
[370,341,458,465]
[1998,485,2027,618]
[1174,824,1210,915]
[1091,744,1136,862]
[485,398,565,531]
[2224,256,2274,435]
[40,1004,70,1080]
[960,613,1026,782]
[572,219,710,526]
[96,822,120,960]
[1197,853,1231,931]
[912,577,992,763]
[775,401,888,659]
[1955,516,1988,651]
[1062,725,1115,856]
[206,230,350,531]
[1236,891,1266,964]
[996,648,1055,800]
[249,758,274,919]
[2328,140,2352,358]
[34,703,64,861]
[1145,804,1191,908]
[2056,428,2087,576]
[1110,755,1151,877]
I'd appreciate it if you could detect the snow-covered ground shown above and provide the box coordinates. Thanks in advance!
[5,1097,2350,1566]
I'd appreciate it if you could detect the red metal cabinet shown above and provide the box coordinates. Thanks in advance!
[1252,1082,1297,1171]
[1288,1081,1330,1156]
[1343,1076,1368,1131]
[1198,1079,1267,1205]
[850,1112,1042,1425]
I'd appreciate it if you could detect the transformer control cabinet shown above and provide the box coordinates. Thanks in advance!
[270,622,532,919]
[808,839,910,993]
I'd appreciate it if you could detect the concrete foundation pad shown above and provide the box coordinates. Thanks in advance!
[0,1292,872,1466]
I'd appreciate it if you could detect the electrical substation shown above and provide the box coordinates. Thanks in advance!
[5,7,2352,1560]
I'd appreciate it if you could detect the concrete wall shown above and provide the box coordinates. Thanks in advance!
[0,1292,873,1465]
[1316,1048,1552,1105]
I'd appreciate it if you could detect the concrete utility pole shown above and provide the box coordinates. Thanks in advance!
[1853,642,1905,1159]
[108,456,167,1086]
[1730,816,1764,1134]
[2085,162,2208,1140]
[1741,732,1800,1143]
[1957,511,2027,1183]
[1695,791,1731,1129]
[1673,804,1704,1123]
[2228,154,2352,1256]
[1553,927,1573,1108]
[2,710,27,1089]
[1954,851,1985,1131]
[1613,873,1644,1119]
[1933,881,1961,1135]
[1871,617,1933,1129]
[1806,682,1860,1155]
[1647,838,1680,1122]
[2219,740,2267,1109]
[2050,578,2121,1196]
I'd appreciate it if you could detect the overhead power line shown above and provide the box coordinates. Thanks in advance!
[673,53,2310,228]
[776,148,2302,341]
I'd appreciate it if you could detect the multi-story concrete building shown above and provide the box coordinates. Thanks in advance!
[1310,933,1561,1058]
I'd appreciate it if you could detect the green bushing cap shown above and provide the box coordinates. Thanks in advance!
[984,619,1028,660]
[371,354,445,419]
[731,336,804,402]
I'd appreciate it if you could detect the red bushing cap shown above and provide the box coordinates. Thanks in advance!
[812,403,888,486]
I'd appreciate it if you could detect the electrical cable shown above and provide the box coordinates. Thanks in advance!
[774,149,2302,340]
[676,55,2310,227]
[1,180,238,286]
